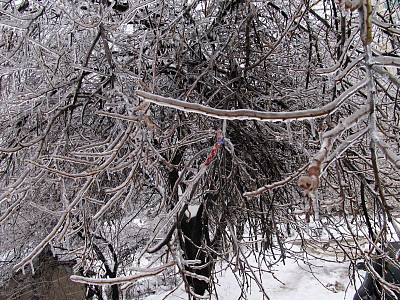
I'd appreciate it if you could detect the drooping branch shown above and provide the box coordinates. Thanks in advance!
[371,132,400,169]
[13,177,95,272]
[298,104,370,193]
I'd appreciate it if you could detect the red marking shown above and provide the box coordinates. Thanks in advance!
[203,130,224,166]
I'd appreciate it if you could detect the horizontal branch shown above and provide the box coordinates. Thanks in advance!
[70,262,175,286]
[372,56,400,67]
[96,111,139,121]
[26,160,92,178]
[136,78,368,122]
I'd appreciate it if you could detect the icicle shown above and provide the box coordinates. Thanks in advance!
[30,260,35,275]
[12,73,15,92]
[311,192,320,222]
[222,119,227,136]
[304,194,310,212]
[157,183,165,204]
[310,119,316,138]
[65,236,71,252]
[390,218,400,242]
[327,72,333,87]
[286,120,293,144]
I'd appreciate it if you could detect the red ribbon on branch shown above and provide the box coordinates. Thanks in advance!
[203,130,224,166]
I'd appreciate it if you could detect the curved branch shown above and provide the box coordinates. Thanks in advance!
[243,163,309,197]
[70,262,175,285]
[298,104,370,192]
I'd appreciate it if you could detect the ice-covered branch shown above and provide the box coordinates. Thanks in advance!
[365,261,400,298]
[136,78,367,122]
[371,132,400,169]
[243,163,309,197]
[143,132,223,255]
[323,127,369,172]
[316,32,359,75]
[372,56,400,67]
[96,111,139,122]
[0,104,74,153]
[359,0,373,45]
[13,177,95,272]
[146,164,207,254]
[70,262,175,285]
[372,17,400,35]
[298,104,370,193]
[0,170,30,205]
[0,191,26,223]
[26,160,94,178]
[140,147,211,256]
[243,2,304,72]
[93,189,125,220]
[372,65,400,88]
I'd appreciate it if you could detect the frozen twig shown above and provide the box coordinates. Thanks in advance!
[93,189,125,220]
[372,56,400,67]
[0,191,26,223]
[0,104,74,153]
[243,163,309,197]
[371,132,400,169]
[372,65,400,88]
[96,110,139,121]
[323,127,369,172]
[143,131,223,255]
[316,31,359,75]
[13,177,95,272]
[365,261,400,298]
[298,104,370,193]
[146,164,207,254]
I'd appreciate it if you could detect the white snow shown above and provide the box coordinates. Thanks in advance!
[185,205,200,218]
[144,248,360,300]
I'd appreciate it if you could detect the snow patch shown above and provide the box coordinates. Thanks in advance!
[143,247,358,300]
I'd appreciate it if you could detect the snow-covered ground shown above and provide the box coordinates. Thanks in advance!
[144,248,361,300]
[140,218,372,300]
